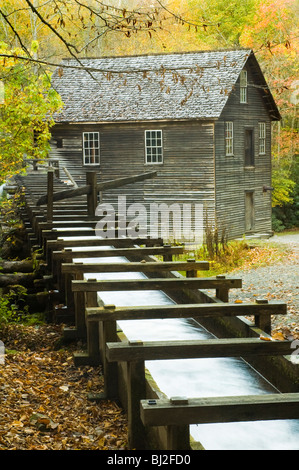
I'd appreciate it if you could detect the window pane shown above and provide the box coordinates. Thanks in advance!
[259,123,266,154]
[240,70,247,103]
[225,122,233,155]
[240,70,247,87]
[83,132,100,165]
[259,123,265,138]
[240,87,247,103]
[145,130,163,164]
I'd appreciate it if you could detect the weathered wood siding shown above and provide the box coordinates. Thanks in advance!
[215,64,273,239]
[50,120,215,241]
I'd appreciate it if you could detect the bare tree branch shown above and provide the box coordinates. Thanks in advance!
[24,0,80,55]
[0,7,31,57]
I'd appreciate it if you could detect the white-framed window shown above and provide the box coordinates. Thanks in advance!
[240,70,247,104]
[145,130,163,164]
[259,122,266,154]
[225,122,234,156]
[83,132,100,165]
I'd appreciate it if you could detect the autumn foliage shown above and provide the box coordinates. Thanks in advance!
[0,0,297,216]
[0,44,62,184]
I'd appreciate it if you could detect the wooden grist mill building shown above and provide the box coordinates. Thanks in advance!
[49,49,281,241]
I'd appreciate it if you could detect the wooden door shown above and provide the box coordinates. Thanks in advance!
[245,191,255,232]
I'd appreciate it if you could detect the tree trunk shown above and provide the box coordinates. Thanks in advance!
[0,273,36,287]
[0,260,34,273]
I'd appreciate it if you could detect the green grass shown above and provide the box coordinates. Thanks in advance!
[173,237,293,277]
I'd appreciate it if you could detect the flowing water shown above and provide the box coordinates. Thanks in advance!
[70,241,299,450]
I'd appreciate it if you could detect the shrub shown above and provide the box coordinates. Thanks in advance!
[0,285,29,329]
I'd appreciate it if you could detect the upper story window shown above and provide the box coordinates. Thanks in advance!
[259,122,266,154]
[83,132,100,165]
[240,70,248,104]
[225,122,234,156]
[145,130,163,164]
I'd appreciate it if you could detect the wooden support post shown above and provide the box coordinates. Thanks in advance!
[63,269,87,342]
[74,271,86,337]
[186,258,197,278]
[47,168,54,223]
[127,356,147,449]
[85,286,101,365]
[86,171,97,218]
[215,275,229,302]
[166,424,190,451]
[86,307,120,402]
[163,244,173,262]
[255,299,272,334]
[102,317,118,399]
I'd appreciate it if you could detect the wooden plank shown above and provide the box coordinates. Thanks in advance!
[36,214,101,221]
[36,171,157,205]
[48,236,164,249]
[52,245,185,260]
[140,393,299,426]
[39,221,100,229]
[61,260,210,274]
[72,277,242,292]
[42,229,96,245]
[86,301,286,322]
[106,337,293,362]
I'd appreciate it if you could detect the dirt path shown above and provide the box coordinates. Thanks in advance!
[270,232,299,250]
[229,232,299,339]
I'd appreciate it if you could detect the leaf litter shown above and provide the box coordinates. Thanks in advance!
[0,324,128,450]
[1,239,297,449]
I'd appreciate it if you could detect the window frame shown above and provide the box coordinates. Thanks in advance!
[259,122,266,155]
[225,122,234,156]
[145,129,163,165]
[240,70,248,104]
[82,131,100,166]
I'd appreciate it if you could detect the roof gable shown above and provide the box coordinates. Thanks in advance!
[52,49,280,123]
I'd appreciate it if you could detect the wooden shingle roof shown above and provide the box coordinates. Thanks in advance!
[52,49,280,123]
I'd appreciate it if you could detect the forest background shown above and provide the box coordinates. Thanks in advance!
[0,0,298,230]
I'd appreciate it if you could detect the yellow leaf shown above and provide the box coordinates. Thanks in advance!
[272,332,285,341]
[260,335,272,341]
[97,436,105,447]
[38,417,51,425]
[12,420,24,427]
[87,380,93,389]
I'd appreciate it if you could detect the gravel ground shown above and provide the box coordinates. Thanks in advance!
[229,232,299,338]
